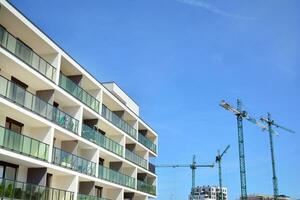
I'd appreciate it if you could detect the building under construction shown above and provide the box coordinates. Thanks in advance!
[188,185,228,200]
[246,194,290,200]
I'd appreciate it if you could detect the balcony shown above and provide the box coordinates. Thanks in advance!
[138,132,157,153]
[59,73,100,113]
[0,25,56,82]
[125,149,147,169]
[0,75,79,134]
[98,165,135,189]
[78,194,110,200]
[137,180,156,196]
[81,124,123,157]
[0,125,49,161]
[101,105,137,139]
[52,147,96,176]
[0,178,74,200]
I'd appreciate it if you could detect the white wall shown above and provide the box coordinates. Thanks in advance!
[52,174,78,192]
[0,112,6,127]
[103,188,123,200]
[16,165,28,182]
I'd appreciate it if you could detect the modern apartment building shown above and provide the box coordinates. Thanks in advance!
[189,186,228,200]
[0,1,158,200]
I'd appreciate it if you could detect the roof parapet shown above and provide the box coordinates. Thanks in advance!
[103,82,139,116]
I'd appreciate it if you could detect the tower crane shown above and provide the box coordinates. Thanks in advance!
[156,155,214,199]
[215,145,230,200]
[260,113,295,200]
[220,99,268,200]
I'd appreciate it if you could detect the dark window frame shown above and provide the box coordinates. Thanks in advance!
[11,76,28,89]
[0,161,18,180]
[95,186,103,198]
[5,117,24,133]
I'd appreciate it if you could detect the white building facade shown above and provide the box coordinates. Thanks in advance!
[247,194,291,200]
[0,1,158,200]
[189,186,228,200]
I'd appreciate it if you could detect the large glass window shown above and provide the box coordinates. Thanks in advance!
[0,162,17,181]
[5,166,16,180]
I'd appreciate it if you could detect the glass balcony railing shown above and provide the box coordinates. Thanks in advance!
[59,73,100,113]
[0,125,49,161]
[98,165,135,189]
[125,149,147,169]
[0,178,74,200]
[81,124,123,157]
[138,132,157,153]
[78,194,110,200]
[0,75,79,134]
[52,147,96,176]
[137,180,156,196]
[0,25,56,82]
[101,105,137,139]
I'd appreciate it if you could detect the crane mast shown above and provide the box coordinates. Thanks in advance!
[216,145,230,200]
[266,113,279,199]
[191,155,196,196]
[220,99,248,200]
[260,113,295,200]
[220,99,268,200]
[217,154,222,200]
[236,99,247,200]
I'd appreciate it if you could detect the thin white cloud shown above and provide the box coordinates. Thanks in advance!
[176,0,256,20]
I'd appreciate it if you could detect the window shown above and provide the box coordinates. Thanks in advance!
[11,77,28,89]
[46,173,53,187]
[53,102,59,121]
[53,102,59,108]
[98,129,106,136]
[95,186,102,198]
[5,117,24,134]
[0,162,18,181]
[99,158,105,166]
[5,118,24,153]
[5,166,16,180]
[9,77,28,105]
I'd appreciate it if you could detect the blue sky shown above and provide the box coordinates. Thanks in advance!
[10,0,300,199]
